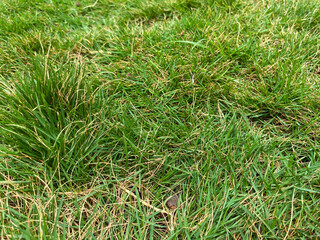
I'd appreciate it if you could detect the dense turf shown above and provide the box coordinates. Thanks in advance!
[1,0,320,239]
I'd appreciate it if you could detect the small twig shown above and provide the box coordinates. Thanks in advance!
[284,188,295,240]
[119,185,172,216]
[83,0,98,9]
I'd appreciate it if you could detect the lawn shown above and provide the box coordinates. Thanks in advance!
[0,0,320,239]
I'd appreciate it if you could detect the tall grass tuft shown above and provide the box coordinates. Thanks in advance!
[0,56,106,181]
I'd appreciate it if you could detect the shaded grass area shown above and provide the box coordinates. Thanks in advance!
[0,0,320,238]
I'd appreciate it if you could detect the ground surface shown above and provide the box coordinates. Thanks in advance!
[0,0,320,239]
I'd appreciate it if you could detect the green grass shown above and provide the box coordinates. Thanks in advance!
[0,0,320,238]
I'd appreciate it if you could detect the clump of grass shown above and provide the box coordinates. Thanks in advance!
[0,56,107,181]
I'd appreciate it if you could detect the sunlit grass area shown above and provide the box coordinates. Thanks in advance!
[0,0,320,238]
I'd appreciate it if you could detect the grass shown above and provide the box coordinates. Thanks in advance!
[0,0,320,238]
